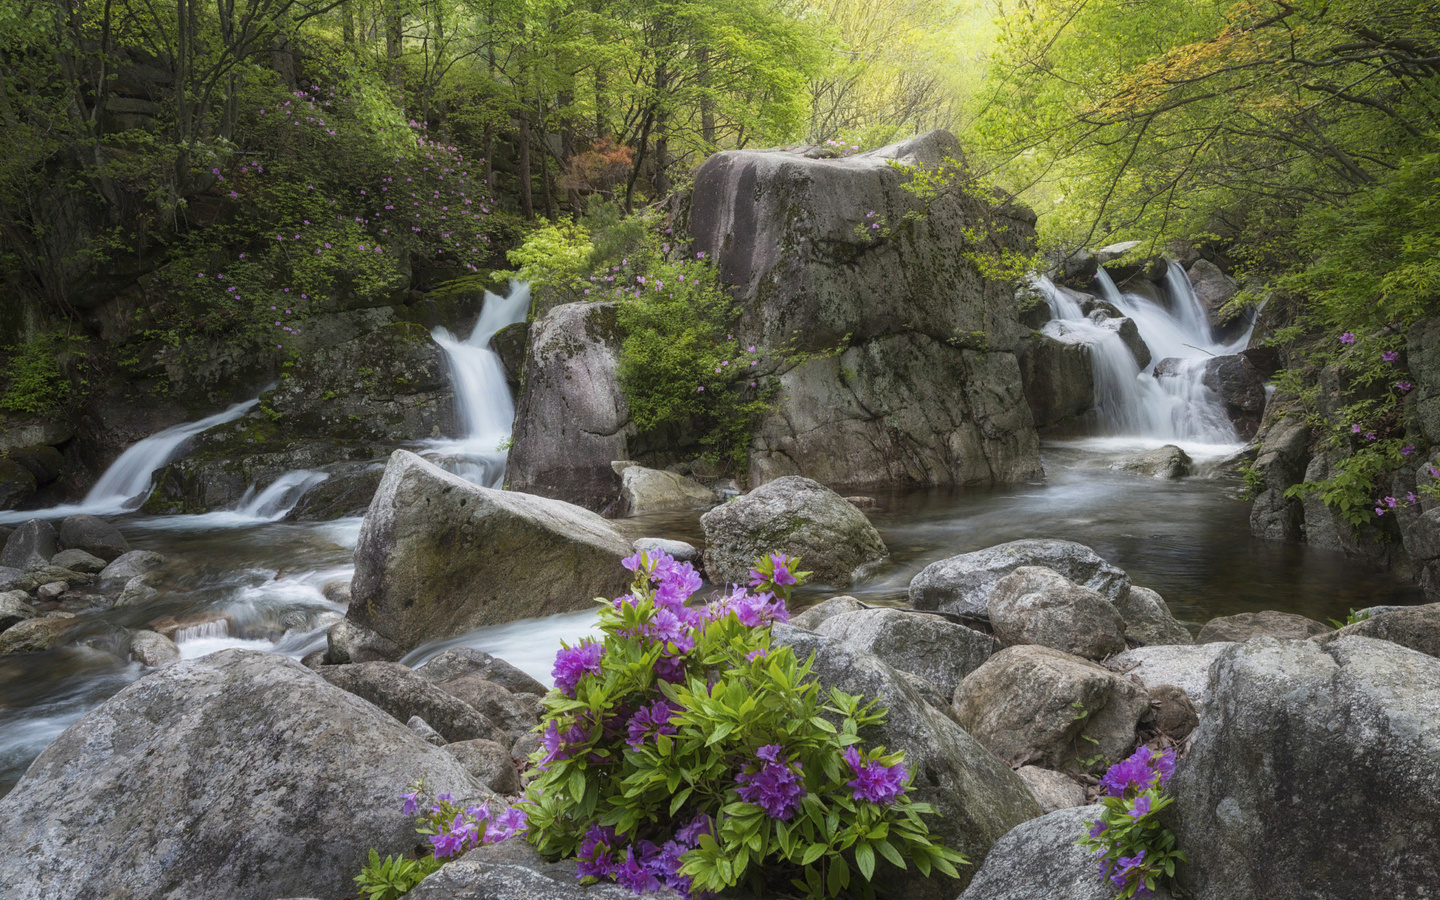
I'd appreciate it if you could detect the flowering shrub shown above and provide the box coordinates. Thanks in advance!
[1078,746,1186,899]
[519,549,965,898]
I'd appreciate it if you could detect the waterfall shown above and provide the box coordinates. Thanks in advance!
[1036,262,1255,445]
[429,282,530,488]
[0,396,261,523]
[231,470,329,521]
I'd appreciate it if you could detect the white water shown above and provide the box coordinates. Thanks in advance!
[1036,262,1256,447]
[428,282,530,487]
[0,396,261,523]
[137,469,330,531]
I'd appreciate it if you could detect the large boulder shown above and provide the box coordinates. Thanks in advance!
[1249,412,1311,542]
[1015,766,1088,815]
[910,539,1131,618]
[407,839,673,900]
[1019,331,1095,429]
[700,476,888,588]
[952,645,1149,773]
[614,465,714,517]
[957,805,1175,900]
[57,514,129,561]
[0,649,486,900]
[507,302,630,513]
[323,619,402,664]
[1201,355,1267,439]
[0,518,57,570]
[1312,602,1440,659]
[1110,445,1192,480]
[1196,609,1330,644]
[443,739,523,794]
[1168,637,1440,898]
[1186,258,1238,325]
[97,549,168,590]
[348,450,633,651]
[988,567,1128,659]
[0,616,76,653]
[814,607,998,697]
[1115,586,1193,646]
[789,595,867,631]
[773,625,1042,898]
[318,661,504,743]
[1107,642,1236,713]
[416,647,548,696]
[685,130,1043,488]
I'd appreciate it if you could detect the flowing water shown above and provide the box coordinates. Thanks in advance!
[0,266,1425,797]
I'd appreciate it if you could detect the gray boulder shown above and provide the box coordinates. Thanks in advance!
[318,661,504,744]
[1019,331,1095,429]
[348,450,633,651]
[416,647,547,696]
[0,649,487,900]
[700,476,888,588]
[958,805,1174,900]
[408,839,672,900]
[1090,313,1151,369]
[952,645,1149,773]
[1116,586,1193,646]
[773,625,1041,897]
[1313,602,1440,659]
[789,595,867,631]
[49,548,108,574]
[687,131,1043,489]
[1187,258,1238,323]
[434,677,539,745]
[0,458,36,509]
[507,302,630,513]
[988,567,1127,659]
[58,514,129,561]
[115,574,160,608]
[1169,637,1440,899]
[1015,766,1088,815]
[0,518,57,570]
[1248,411,1311,541]
[127,629,180,667]
[444,739,523,794]
[324,619,401,664]
[0,590,37,631]
[614,466,714,517]
[1107,642,1235,713]
[631,537,700,563]
[816,607,997,697]
[1197,609,1330,644]
[97,550,167,590]
[1202,355,1267,439]
[910,539,1131,618]
[0,616,76,653]
[1111,445,1192,480]
[0,565,32,592]
[408,715,447,746]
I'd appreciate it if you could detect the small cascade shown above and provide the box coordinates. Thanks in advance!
[173,619,229,643]
[1036,261,1254,444]
[429,282,531,487]
[232,470,329,521]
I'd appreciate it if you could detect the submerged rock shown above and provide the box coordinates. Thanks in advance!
[348,450,633,651]
[958,805,1175,900]
[97,550,168,590]
[1169,637,1440,898]
[910,539,1131,618]
[1196,609,1330,643]
[49,548,107,574]
[700,476,888,588]
[1111,445,1192,480]
[773,625,1041,898]
[988,566,1128,660]
[127,629,180,667]
[0,616,75,653]
[952,645,1148,773]
[815,607,998,697]
[0,649,487,900]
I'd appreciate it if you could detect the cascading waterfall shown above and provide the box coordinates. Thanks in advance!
[429,282,531,488]
[0,396,262,524]
[1036,262,1256,444]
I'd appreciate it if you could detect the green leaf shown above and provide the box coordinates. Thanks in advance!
[855,842,876,880]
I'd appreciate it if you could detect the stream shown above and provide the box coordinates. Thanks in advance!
[0,272,1425,797]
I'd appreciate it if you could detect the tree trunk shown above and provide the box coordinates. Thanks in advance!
[386,2,403,88]
[698,46,715,150]
[518,112,534,220]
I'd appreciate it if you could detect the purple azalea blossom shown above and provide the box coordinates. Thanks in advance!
[843,746,908,804]
[1101,750,1157,797]
[735,744,806,820]
[746,648,768,662]
[1399,380,1414,391]
[1088,819,1107,838]
[1130,795,1153,817]
[1383,350,1400,362]
[626,698,681,748]
[553,642,604,696]
[1340,332,1356,344]
[576,824,619,881]
[400,790,420,815]
[614,846,663,892]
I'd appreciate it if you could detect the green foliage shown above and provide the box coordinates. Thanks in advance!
[520,552,966,899]
[0,332,71,414]
[507,221,595,290]
[1327,608,1374,629]
[1079,788,1186,900]
[353,849,440,900]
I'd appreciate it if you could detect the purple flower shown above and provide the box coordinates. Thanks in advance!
[488,805,528,842]
[735,744,806,820]
[675,813,712,845]
[654,654,688,684]
[625,699,681,748]
[1340,332,1356,344]
[1352,424,1363,433]
[746,648,768,662]
[576,824,619,881]
[1129,794,1153,817]
[1152,748,1176,784]
[539,718,591,768]
[1383,351,1400,362]
[1398,381,1414,392]
[1366,431,1378,441]
[1101,749,1157,797]
[553,642,604,696]
[843,746,908,804]
[1088,819,1107,838]
[614,846,662,892]
[400,790,420,815]
[1403,445,1417,455]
